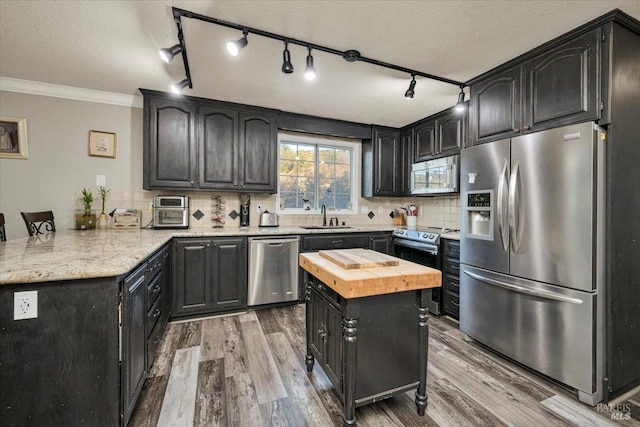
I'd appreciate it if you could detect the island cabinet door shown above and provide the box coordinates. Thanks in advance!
[308,287,326,362]
[211,237,247,311]
[324,302,344,393]
[172,239,214,317]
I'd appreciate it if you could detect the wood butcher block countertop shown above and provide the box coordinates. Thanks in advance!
[299,249,441,299]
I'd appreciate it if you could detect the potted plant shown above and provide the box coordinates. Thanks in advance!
[75,188,97,230]
[97,186,110,229]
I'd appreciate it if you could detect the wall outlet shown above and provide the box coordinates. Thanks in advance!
[14,291,38,320]
[378,206,384,213]
[96,174,106,186]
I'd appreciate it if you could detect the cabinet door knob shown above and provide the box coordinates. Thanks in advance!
[523,125,531,131]
[513,128,520,133]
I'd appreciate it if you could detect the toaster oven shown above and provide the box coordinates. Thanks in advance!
[152,196,189,229]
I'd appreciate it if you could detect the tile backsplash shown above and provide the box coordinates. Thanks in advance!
[88,190,460,230]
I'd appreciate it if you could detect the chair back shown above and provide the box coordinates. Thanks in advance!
[0,213,5,241]
[21,211,56,236]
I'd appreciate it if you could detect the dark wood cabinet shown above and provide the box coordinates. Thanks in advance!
[469,28,602,145]
[198,105,239,190]
[160,246,172,330]
[469,66,523,145]
[302,233,369,251]
[212,237,247,310]
[523,28,601,130]
[172,237,247,318]
[238,111,278,192]
[144,98,197,189]
[442,239,460,320]
[436,109,466,156]
[399,130,413,195]
[413,120,436,162]
[362,127,400,197]
[142,89,277,193]
[122,264,147,425]
[369,233,392,254]
[173,239,214,317]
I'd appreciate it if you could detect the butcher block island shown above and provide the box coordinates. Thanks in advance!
[299,249,442,427]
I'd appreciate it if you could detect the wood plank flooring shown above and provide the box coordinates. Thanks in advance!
[130,304,640,427]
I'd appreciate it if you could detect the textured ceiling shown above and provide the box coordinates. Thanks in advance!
[1,1,639,127]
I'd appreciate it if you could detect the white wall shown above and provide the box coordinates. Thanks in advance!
[0,90,143,239]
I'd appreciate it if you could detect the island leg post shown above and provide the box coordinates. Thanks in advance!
[305,280,315,372]
[415,299,429,416]
[343,317,358,427]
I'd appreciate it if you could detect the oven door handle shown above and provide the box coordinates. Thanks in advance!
[392,239,439,256]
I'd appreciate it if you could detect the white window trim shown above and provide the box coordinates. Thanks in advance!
[276,131,360,215]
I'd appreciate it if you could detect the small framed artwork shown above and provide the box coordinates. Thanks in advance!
[0,117,29,159]
[89,130,117,158]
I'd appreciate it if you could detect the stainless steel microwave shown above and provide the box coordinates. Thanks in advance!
[411,155,459,195]
[152,195,189,229]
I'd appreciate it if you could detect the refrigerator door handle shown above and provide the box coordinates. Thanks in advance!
[497,159,510,252]
[508,161,522,252]
[464,270,583,304]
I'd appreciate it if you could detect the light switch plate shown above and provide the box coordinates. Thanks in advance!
[14,291,38,320]
[96,175,106,186]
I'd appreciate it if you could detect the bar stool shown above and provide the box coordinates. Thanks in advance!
[20,211,56,236]
[0,213,6,241]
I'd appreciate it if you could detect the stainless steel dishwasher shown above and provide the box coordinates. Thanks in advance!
[248,236,300,306]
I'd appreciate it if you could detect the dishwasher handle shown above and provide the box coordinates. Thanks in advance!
[249,237,300,245]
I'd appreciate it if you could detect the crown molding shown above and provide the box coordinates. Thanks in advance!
[0,77,143,108]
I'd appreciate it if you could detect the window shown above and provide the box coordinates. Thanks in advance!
[278,133,360,214]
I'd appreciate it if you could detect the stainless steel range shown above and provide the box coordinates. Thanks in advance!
[392,227,446,315]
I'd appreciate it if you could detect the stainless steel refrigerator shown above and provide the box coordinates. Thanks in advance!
[459,121,605,405]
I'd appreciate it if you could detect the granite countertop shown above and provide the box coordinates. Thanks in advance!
[0,225,395,285]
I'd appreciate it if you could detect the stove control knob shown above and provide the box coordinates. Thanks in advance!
[428,234,435,239]
[422,233,428,238]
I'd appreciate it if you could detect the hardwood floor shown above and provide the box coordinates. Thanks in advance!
[130,304,640,427]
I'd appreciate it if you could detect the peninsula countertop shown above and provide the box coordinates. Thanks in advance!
[0,225,395,285]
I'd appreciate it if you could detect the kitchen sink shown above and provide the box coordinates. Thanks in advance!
[299,226,355,230]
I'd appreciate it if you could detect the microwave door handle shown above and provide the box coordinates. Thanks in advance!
[497,159,509,252]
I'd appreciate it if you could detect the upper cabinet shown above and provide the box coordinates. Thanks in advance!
[411,106,467,163]
[413,120,436,162]
[362,127,400,197]
[145,99,197,189]
[469,27,602,145]
[142,90,278,193]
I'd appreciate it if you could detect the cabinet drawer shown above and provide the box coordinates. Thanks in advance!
[444,239,460,258]
[308,276,341,309]
[147,315,163,368]
[147,274,162,310]
[444,291,460,319]
[443,274,460,295]
[147,249,163,280]
[444,258,460,275]
[302,234,369,251]
[147,296,162,336]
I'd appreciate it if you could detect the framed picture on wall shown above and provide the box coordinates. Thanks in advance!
[89,130,117,158]
[0,117,29,159]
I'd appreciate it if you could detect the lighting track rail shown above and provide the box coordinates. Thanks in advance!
[165,7,466,104]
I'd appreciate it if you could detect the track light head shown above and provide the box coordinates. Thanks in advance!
[405,75,416,99]
[304,47,316,81]
[159,44,183,63]
[455,87,466,112]
[170,78,191,94]
[281,41,294,74]
[226,31,248,56]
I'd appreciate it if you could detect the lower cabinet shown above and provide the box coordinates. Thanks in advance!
[369,232,392,254]
[172,237,247,318]
[442,239,461,319]
[121,264,149,426]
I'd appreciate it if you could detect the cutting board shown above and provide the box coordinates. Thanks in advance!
[318,248,399,269]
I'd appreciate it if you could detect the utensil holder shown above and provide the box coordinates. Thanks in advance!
[406,216,417,229]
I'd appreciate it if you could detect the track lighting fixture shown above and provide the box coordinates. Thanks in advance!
[163,7,465,98]
[170,78,191,94]
[159,44,183,63]
[404,75,416,99]
[226,31,248,56]
[281,41,294,74]
[304,47,316,81]
[454,87,466,112]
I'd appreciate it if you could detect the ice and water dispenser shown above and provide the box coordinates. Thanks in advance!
[463,191,493,240]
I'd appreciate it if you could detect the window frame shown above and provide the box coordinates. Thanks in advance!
[276,132,360,215]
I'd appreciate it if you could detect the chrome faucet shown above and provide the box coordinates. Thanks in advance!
[321,204,327,226]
